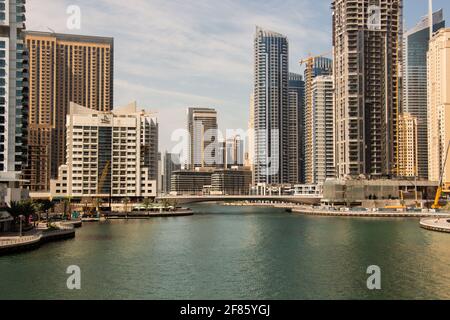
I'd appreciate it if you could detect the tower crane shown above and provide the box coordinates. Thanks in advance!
[432,141,450,209]
[84,160,111,216]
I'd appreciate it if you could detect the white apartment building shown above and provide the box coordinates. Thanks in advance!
[310,75,335,184]
[50,102,158,200]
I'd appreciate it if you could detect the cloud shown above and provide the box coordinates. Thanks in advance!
[26,0,333,149]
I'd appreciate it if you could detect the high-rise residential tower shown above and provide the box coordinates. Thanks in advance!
[0,0,27,175]
[24,31,114,192]
[427,28,450,184]
[225,135,244,168]
[287,73,305,184]
[310,75,335,184]
[332,0,403,178]
[253,27,289,185]
[403,9,445,179]
[246,93,255,171]
[304,57,332,184]
[398,113,418,177]
[187,107,218,169]
[162,152,181,194]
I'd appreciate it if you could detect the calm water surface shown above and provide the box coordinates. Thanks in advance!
[1,204,450,299]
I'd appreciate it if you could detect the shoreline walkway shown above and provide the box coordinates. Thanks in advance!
[420,218,450,233]
[0,222,76,255]
[291,207,450,218]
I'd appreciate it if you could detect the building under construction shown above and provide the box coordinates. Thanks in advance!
[332,0,403,178]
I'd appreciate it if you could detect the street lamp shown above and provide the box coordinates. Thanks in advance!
[19,215,24,237]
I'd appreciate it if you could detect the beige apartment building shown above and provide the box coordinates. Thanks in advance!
[50,102,158,200]
[397,113,418,177]
[428,28,450,184]
[24,31,114,192]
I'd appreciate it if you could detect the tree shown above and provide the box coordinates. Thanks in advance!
[123,197,130,218]
[171,199,178,209]
[7,200,36,230]
[34,200,55,227]
[62,197,72,220]
[143,197,153,215]
[7,201,24,223]
[161,198,170,210]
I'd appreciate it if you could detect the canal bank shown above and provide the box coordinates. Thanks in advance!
[420,218,450,233]
[291,206,450,218]
[2,204,450,299]
[0,222,76,255]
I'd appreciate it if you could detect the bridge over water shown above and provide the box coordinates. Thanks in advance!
[156,195,322,205]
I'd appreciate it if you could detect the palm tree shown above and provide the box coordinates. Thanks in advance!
[7,201,23,225]
[7,200,36,232]
[143,197,153,215]
[33,201,43,224]
[21,200,36,226]
[123,197,130,218]
[34,200,55,227]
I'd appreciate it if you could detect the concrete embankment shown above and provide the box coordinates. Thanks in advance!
[291,207,450,218]
[420,218,450,233]
[105,209,193,219]
[0,222,77,255]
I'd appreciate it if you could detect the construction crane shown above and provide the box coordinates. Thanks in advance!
[299,52,332,76]
[299,52,332,104]
[97,160,111,195]
[432,141,450,209]
[96,160,111,212]
[83,160,111,216]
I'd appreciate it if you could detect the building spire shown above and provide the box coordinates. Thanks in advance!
[429,0,433,39]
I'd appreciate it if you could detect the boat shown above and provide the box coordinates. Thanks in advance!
[81,211,100,222]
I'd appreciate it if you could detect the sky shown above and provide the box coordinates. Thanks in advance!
[26,0,450,151]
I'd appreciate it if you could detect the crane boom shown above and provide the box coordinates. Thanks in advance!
[432,141,450,209]
[97,160,111,195]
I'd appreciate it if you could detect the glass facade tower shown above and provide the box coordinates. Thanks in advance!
[403,9,445,179]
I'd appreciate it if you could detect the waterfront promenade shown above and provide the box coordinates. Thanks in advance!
[420,218,450,233]
[0,221,76,255]
[291,206,450,218]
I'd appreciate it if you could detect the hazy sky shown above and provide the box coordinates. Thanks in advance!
[27,0,450,151]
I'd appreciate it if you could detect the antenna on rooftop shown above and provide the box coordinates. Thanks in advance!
[429,0,433,39]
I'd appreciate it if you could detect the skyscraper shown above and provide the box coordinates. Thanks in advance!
[246,93,255,169]
[24,31,114,192]
[398,113,418,177]
[310,75,335,184]
[427,28,450,184]
[304,57,332,184]
[332,0,403,178]
[225,135,244,168]
[187,107,218,169]
[0,0,27,174]
[253,27,289,185]
[287,72,305,184]
[403,9,445,179]
[163,152,181,194]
